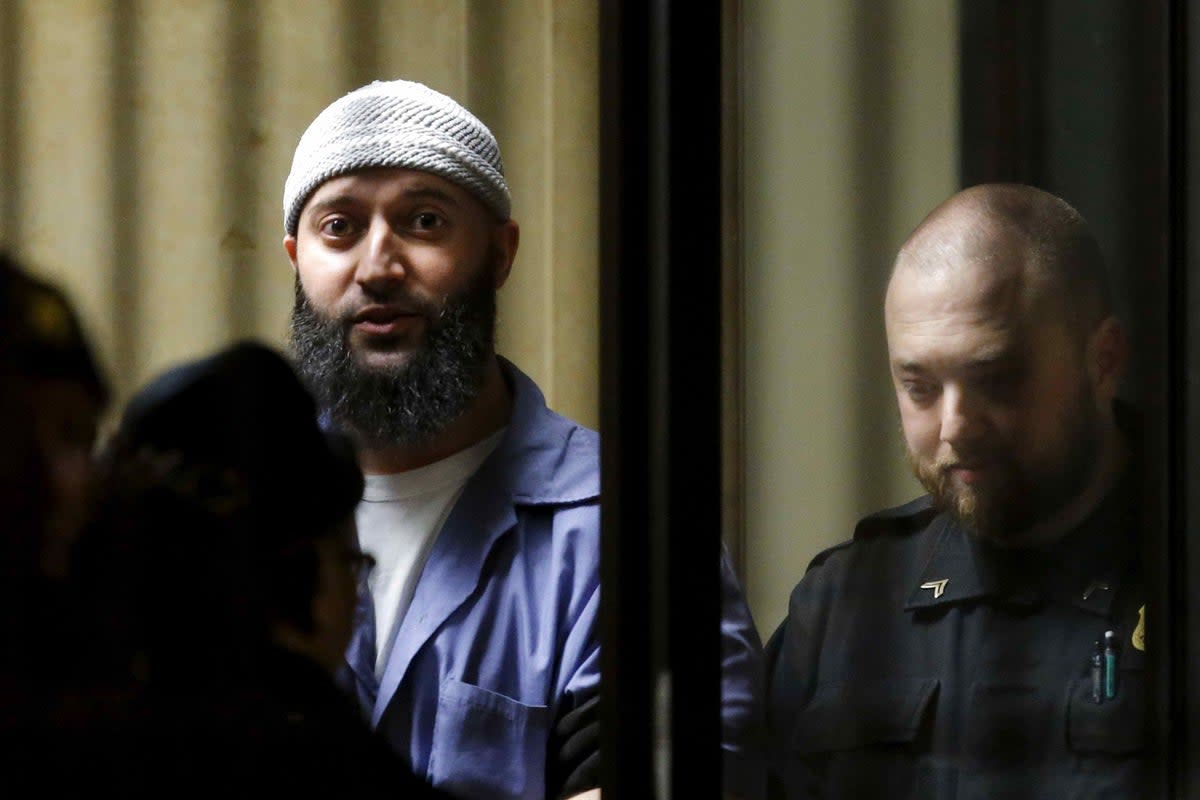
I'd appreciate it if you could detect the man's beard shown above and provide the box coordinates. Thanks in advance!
[908,380,1101,545]
[289,261,497,449]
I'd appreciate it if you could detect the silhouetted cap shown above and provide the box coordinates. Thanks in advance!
[116,341,362,539]
[0,251,108,405]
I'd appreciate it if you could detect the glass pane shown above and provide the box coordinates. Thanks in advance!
[741,2,1169,797]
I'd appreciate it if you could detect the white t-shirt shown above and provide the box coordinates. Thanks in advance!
[356,428,506,677]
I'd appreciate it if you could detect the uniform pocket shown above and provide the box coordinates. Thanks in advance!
[1067,671,1145,755]
[428,677,550,800]
[791,677,939,753]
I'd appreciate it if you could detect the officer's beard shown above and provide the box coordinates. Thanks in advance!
[289,253,498,449]
[908,378,1101,547]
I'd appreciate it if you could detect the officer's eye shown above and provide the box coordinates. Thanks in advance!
[903,381,938,405]
[975,366,1023,401]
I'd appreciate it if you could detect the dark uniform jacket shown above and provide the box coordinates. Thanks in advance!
[766,480,1146,799]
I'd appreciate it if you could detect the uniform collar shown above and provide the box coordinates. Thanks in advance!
[904,517,1044,611]
[904,475,1137,616]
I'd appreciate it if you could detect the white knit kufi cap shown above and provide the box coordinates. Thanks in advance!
[283,79,510,235]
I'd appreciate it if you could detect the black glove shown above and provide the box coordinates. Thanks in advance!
[547,693,601,798]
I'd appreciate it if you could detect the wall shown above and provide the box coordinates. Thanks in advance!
[0,0,599,431]
[740,0,959,633]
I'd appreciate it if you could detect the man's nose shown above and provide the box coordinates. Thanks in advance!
[356,219,408,287]
[939,385,986,447]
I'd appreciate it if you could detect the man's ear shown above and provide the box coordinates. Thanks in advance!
[493,220,520,289]
[284,235,299,274]
[1088,315,1128,401]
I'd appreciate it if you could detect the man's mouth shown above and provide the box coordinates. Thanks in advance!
[943,461,991,485]
[351,305,424,337]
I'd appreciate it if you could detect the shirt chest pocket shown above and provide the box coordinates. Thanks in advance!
[429,677,550,800]
[1067,669,1145,755]
[791,677,940,753]
[786,678,940,799]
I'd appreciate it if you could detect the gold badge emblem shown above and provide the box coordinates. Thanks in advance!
[920,579,949,599]
[1132,605,1145,652]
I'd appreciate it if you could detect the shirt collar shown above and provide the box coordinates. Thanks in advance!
[904,477,1137,616]
[481,356,600,506]
[904,517,1044,611]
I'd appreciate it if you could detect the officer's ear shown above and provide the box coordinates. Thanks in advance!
[1087,315,1128,402]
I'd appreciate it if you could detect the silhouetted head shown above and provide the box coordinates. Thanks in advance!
[0,252,108,580]
[78,342,367,684]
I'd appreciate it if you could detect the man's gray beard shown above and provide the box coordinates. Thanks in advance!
[289,272,496,449]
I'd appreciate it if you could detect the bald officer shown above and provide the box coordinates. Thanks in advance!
[765,184,1145,798]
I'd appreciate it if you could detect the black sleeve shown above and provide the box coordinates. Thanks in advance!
[546,693,601,798]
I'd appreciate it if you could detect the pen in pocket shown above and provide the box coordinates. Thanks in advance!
[1104,629,1118,700]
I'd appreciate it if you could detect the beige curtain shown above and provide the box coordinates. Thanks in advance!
[739,0,958,629]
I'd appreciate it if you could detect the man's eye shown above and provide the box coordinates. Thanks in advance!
[319,216,355,237]
[412,212,444,230]
[976,368,1022,400]
[904,381,937,403]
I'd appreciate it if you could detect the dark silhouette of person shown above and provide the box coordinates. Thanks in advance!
[0,252,109,790]
[55,341,448,797]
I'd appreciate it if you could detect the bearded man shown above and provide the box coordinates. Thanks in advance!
[283,79,765,800]
[765,184,1144,799]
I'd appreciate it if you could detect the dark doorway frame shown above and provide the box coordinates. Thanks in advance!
[598,0,726,796]
[597,3,720,796]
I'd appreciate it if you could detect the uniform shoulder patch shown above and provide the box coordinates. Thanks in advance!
[852,495,937,542]
[800,497,938,579]
[804,537,856,575]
